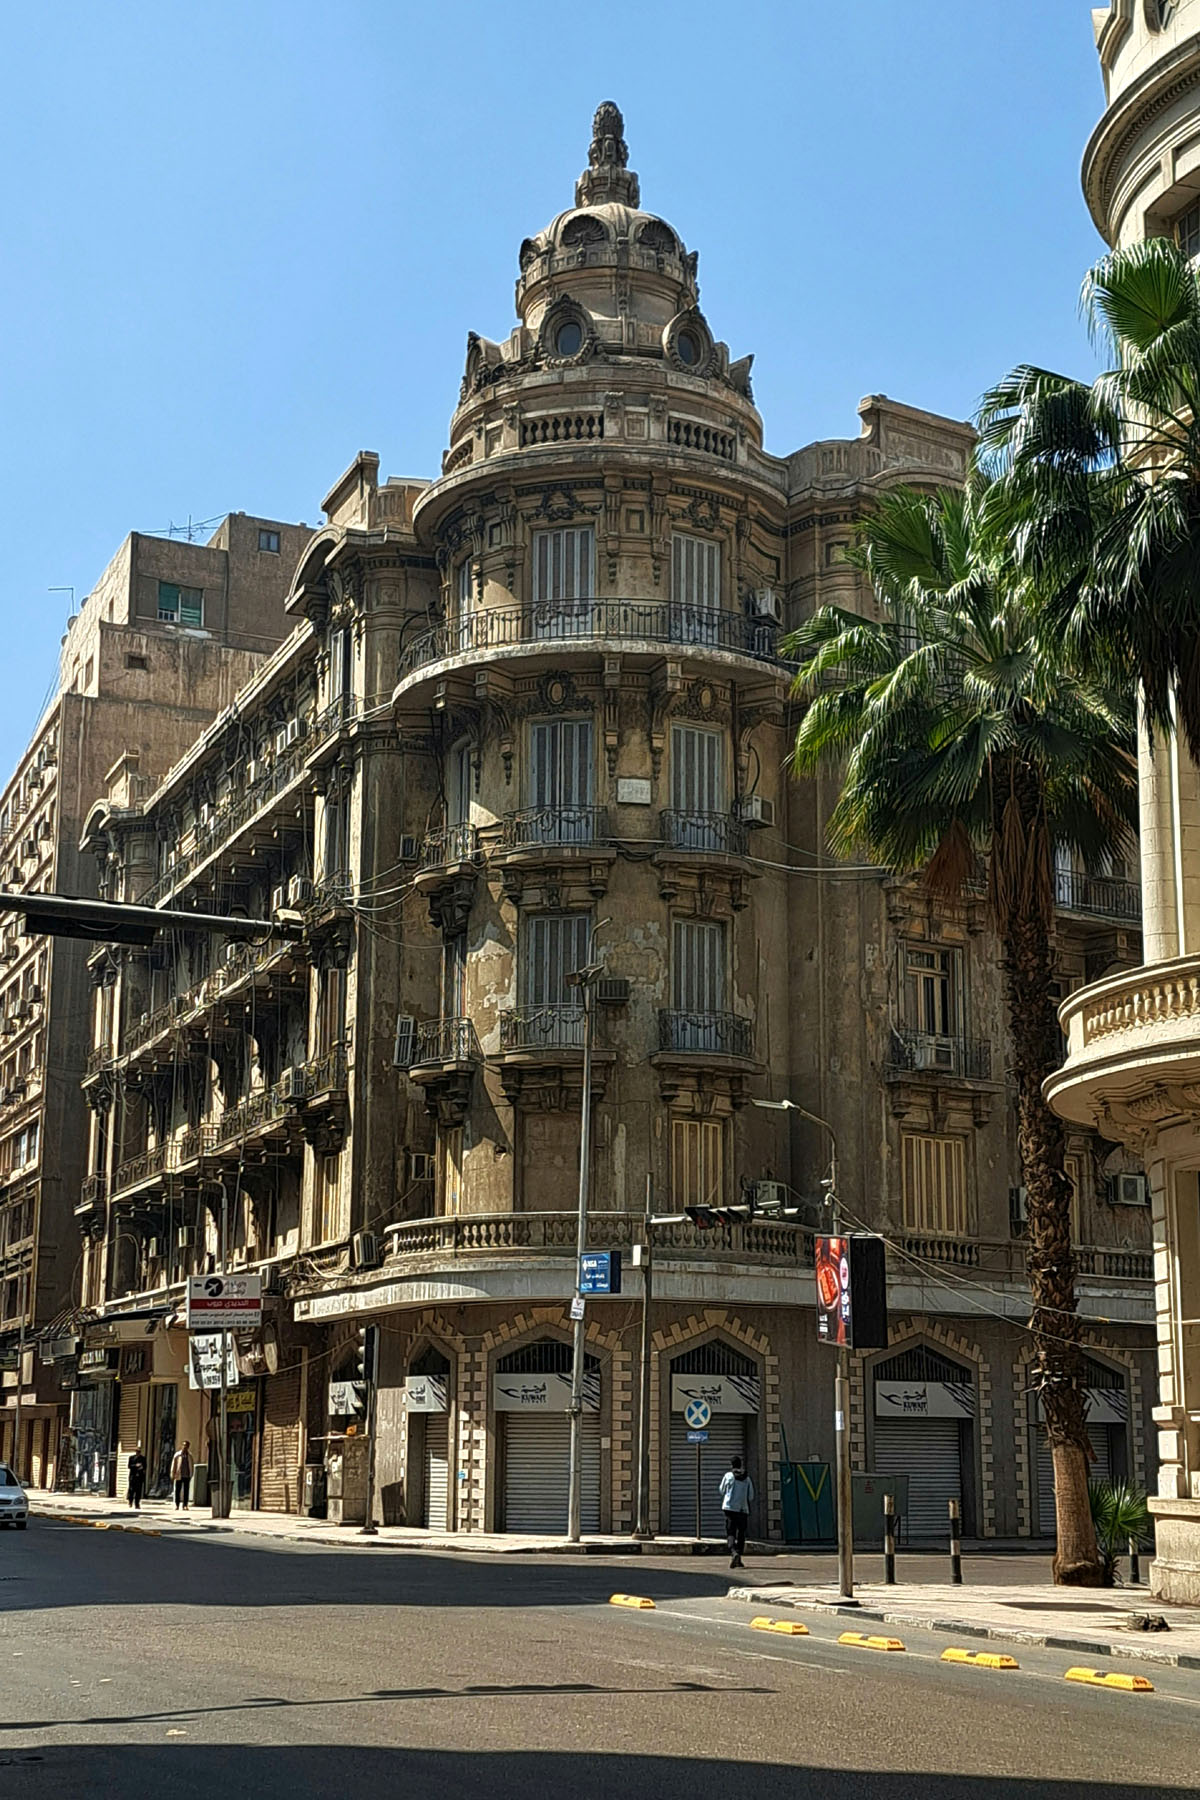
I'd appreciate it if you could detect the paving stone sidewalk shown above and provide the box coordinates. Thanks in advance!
[731,1579,1200,1667]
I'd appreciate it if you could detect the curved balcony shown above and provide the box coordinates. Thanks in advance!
[381,1208,814,1274]
[655,1009,756,1063]
[408,1017,481,1127]
[415,824,480,936]
[885,1028,993,1084]
[393,599,789,708]
[658,809,749,859]
[501,804,608,850]
[500,1004,587,1052]
[1047,954,1200,1135]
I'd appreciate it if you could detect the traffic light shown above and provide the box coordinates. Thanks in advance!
[354,1324,378,1388]
[684,1204,752,1228]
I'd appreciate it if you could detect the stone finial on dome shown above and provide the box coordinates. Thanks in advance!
[575,101,640,208]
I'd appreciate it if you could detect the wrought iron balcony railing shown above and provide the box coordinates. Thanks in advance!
[501,805,608,850]
[420,823,479,870]
[885,1028,992,1081]
[84,1042,114,1078]
[499,1004,587,1052]
[659,810,749,856]
[657,1010,755,1058]
[78,1172,108,1209]
[412,1017,482,1068]
[1054,870,1141,924]
[398,601,784,679]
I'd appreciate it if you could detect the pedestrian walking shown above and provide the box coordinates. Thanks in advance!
[171,1440,193,1511]
[719,1453,754,1569]
[126,1444,147,1511]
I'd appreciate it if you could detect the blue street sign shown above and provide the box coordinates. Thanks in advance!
[686,1429,709,1445]
[579,1250,622,1295]
[683,1397,712,1430]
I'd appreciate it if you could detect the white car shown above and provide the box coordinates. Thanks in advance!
[0,1464,28,1529]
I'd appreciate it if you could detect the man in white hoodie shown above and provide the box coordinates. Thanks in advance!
[718,1454,754,1569]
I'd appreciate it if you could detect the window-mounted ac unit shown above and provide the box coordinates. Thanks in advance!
[596,977,631,1007]
[28,985,41,1006]
[913,1038,955,1071]
[1009,1185,1029,1234]
[13,1000,31,1023]
[409,1151,436,1183]
[285,719,302,747]
[270,885,287,916]
[288,875,314,908]
[351,1230,381,1271]
[749,587,783,623]
[749,1179,789,1215]
[1108,1173,1149,1207]
[177,1226,196,1249]
[400,835,419,862]
[1,945,17,964]
[278,1066,306,1103]
[737,796,776,829]
[393,1016,417,1069]
[146,1238,161,1260]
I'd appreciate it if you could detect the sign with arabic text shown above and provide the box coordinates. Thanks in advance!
[492,1370,600,1413]
[670,1375,759,1415]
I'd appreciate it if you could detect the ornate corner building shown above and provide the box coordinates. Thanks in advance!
[1050,0,1200,1601]
[57,106,1157,1539]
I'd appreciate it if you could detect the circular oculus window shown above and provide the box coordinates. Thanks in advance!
[676,328,701,367]
[554,319,584,357]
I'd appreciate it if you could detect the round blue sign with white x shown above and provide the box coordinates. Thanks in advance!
[684,1398,712,1430]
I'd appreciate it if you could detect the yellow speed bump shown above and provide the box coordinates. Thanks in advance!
[750,1616,810,1636]
[838,1631,905,1652]
[941,1648,1020,1670]
[1065,1667,1154,1692]
[609,1594,656,1610]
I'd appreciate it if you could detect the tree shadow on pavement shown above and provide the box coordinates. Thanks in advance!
[0,1745,1192,1800]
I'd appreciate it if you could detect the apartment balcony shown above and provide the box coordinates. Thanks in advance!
[75,1172,108,1223]
[1047,953,1200,1140]
[1054,870,1142,925]
[393,600,790,713]
[407,1018,481,1127]
[419,822,479,874]
[83,1042,115,1081]
[414,824,480,935]
[495,805,616,902]
[885,1028,994,1083]
[653,1010,757,1073]
[494,1005,613,1108]
[658,809,749,859]
[280,1047,350,1153]
[653,810,754,909]
[500,1004,588,1052]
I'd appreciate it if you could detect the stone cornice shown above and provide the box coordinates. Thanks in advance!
[1083,31,1200,236]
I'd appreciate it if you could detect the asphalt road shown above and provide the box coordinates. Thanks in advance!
[1,1519,1197,1799]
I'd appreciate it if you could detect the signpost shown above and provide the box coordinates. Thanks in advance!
[185,1275,262,1332]
[684,1397,712,1538]
[579,1251,622,1295]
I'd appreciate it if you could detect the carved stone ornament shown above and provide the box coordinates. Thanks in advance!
[681,490,722,533]
[575,101,640,209]
[663,308,715,377]
[531,484,597,525]
[676,678,728,725]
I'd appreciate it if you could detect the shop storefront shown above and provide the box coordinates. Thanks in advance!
[404,1350,452,1531]
[70,1348,120,1494]
[493,1340,601,1534]
[871,1346,977,1539]
[668,1350,760,1538]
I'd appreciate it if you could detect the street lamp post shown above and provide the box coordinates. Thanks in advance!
[565,922,608,1545]
[632,1173,654,1541]
[751,1095,854,1602]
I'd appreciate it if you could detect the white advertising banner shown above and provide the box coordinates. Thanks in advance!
[1034,1386,1127,1426]
[670,1374,760,1416]
[186,1274,262,1333]
[404,1375,449,1413]
[188,1334,239,1391]
[492,1370,600,1413]
[875,1380,977,1420]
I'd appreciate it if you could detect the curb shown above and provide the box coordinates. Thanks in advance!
[730,1587,1200,1671]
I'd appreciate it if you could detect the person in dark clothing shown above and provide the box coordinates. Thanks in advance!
[718,1453,754,1569]
[126,1444,147,1511]
[171,1441,193,1511]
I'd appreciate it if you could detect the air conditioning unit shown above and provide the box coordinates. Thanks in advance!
[1009,1185,1029,1233]
[28,985,41,1005]
[270,885,286,916]
[737,796,776,829]
[409,1151,436,1183]
[400,835,419,862]
[9,1078,26,1100]
[177,1226,196,1249]
[351,1230,381,1271]
[912,1038,954,1071]
[13,1000,31,1023]
[27,771,41,792]
[1,945,17,964]
[393,1015,417,1069]
[285,719,302,747]
[1109,1172,1149,1207]
[749,1179,789,1215]
[278,1066,307,1103]
[596,977,631,1007]
[288,875,315,908]
[749,587,783,623]
[146,1238,161,1260]
[245,758,261,786]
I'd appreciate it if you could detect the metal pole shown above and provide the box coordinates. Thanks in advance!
[835,1344,853,1599]
[566,973,595,1544]
[695,1439,702,1541]
[883,1491,896,1585]
[211,1182,231,1520]
[632,1173,654,1541]
[360,1326,380,1535]
[1128,1535,1141,1587]
[949,1497,962,1584]
[13,1268,26,1482]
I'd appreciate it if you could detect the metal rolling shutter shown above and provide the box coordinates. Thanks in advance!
[873,1418,962,1540]
[259,1369,302,1514]
[116,1383,141,1495]
[1036,1426,1112,1537]
[502,1411,600,1534]
[668,1412,747,1538]
[423,1411,450,1531]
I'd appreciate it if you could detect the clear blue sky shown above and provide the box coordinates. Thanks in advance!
[0,2,1108,773]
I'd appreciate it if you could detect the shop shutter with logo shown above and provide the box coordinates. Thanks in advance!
[668,1411,747,1537]
[501,1411,601,1534]
[873,1418,963,1540]
[424,1410,450,1530]
[1036,1426,1113,1537]
[116,1382,141,1498]
[259,1367,303,1514]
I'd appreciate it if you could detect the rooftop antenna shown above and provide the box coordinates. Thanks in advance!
[48,586,75,624]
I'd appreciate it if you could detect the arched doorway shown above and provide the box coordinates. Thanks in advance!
[406,1344,453,1531]
[1034,1355,1129,1536]
[872,1344,977,1538]
[667,1341,760,1538]
[493,1339,601,1533]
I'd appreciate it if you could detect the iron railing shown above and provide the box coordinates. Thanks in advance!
[885,1028,992,1081]
[420,823,478,870]
[84,1043,114,1077]
[657,1010,755,1058]
[502,805,608,850]
[499,1005,587,1051]
[398,601,784,679]
[78,1173,108,1209]
[1054,870,1141,923]
[659,810,749,856]
[412,1018,482,1067]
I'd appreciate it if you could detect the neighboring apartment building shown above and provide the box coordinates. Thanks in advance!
[1050,0,1200,1601]
[0,513,310,1488]
[73,106,1155,1537]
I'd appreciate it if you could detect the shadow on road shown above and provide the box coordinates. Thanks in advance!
[0,1745,1191,1800]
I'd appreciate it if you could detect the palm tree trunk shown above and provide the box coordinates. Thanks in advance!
[1002,899,1104,1585]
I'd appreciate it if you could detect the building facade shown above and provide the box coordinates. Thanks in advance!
[73,106,1156,1538]
[1050,0,1200,1600]
[0,512,309,1488]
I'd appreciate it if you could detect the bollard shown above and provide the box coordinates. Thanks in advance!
[1128,1536,1141,1587]
[949,1498,963,1585]
[883,1492,897,1585]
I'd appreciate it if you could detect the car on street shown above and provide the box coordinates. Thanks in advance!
[0,1463,28,1529]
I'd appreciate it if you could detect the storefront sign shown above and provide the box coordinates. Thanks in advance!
[1034,1387,1127,1425]
[328,1379,366,1417]
[188,1334,239,1391]
[119,1345,150,1383]
[670,1374,759,1415]
[224,1387,256,1415]
[875,1380,977,1419]
[78,1347,119,1374]
[404,1375,449,1412]
[492,1369,601,1412]
[579,1251,621,1295]
[40,1335,79,1364]
[187,1274,262,1332]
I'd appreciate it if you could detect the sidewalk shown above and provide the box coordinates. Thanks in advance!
[731,1579,1200,1669]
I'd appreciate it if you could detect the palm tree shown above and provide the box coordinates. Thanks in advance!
[786,479,1137,1585]
[978,235,1200,759]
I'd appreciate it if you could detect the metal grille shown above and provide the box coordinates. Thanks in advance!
[672,1342,756,1376]
[496,1340,599,1375]
[424,1410,451,1531]
[874,1346,971,1385]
